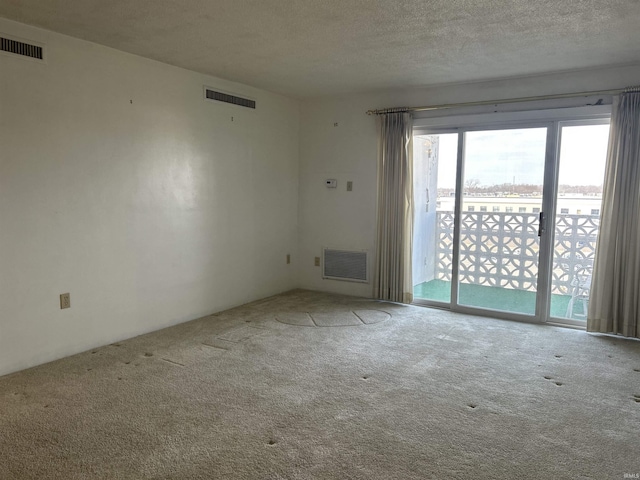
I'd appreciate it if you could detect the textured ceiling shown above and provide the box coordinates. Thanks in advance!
[1,0,640,98]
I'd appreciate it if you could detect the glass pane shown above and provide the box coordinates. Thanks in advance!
[413,133,458,302]
[458,128,548,315]
[550,124,609,320]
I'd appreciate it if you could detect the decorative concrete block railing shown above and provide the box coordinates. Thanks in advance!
[435,212,599,294]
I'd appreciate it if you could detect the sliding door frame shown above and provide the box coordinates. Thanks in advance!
[412,106,611,326]
[546,117,611,328]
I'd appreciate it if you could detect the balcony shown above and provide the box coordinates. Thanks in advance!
[414,211,598,320]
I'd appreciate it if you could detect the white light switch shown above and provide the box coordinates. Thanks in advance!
[325,179,337,188]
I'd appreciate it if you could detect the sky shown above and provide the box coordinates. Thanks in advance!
[432,124,610,189]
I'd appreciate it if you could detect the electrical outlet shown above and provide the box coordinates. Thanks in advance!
[314,256,320,267]
[347,181,353,191]
[60,293,70,309]
[286,254,291,264]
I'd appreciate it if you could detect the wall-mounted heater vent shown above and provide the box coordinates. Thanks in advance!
[323,248,368,283]
[1,36,43,60]
[205,88,256,109]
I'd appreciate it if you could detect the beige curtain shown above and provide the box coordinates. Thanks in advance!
[588,90,640,337]
[373,112,414,303]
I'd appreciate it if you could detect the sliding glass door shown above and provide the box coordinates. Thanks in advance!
[412,133,458,303]
[413,116,610,324]
[549,122,610,322]
[457,128,547,316]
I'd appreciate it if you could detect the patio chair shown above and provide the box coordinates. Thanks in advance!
[565,267,592,319]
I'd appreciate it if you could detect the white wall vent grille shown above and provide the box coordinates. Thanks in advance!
[205,88,256,109]
[323,248,368,283]
[1,36,44,60]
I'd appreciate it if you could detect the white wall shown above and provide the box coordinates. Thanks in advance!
[0,18,300,376]
[298,64,640,297]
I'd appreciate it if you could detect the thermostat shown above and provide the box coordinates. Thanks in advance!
[326,179,337,188]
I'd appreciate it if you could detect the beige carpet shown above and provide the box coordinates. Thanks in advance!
[1,289,639,479]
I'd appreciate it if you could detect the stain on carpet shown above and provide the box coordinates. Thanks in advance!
[353,310,390,324]
[216,325,265,343]
[159,344,227,367]
[311,311,362,327]
[275,312,315,327]
[276,310,390,327]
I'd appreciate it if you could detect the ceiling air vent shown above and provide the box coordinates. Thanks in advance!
[1,36,44,60]
[205,88,256,109]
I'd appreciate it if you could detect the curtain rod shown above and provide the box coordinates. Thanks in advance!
[365,86,640,116]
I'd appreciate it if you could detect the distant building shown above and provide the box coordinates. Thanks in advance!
[436,195,602,215]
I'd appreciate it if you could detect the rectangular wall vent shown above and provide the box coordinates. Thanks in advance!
[1,36,43,60]
[205,88,256,109]
[323,248,368,283]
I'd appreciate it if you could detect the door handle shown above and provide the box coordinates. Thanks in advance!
[538,211,545,237]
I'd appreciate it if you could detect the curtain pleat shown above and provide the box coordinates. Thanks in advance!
[373,112,414,303]
[588,93,640,337]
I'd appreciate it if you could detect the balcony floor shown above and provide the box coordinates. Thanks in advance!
[414,279,585,320]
